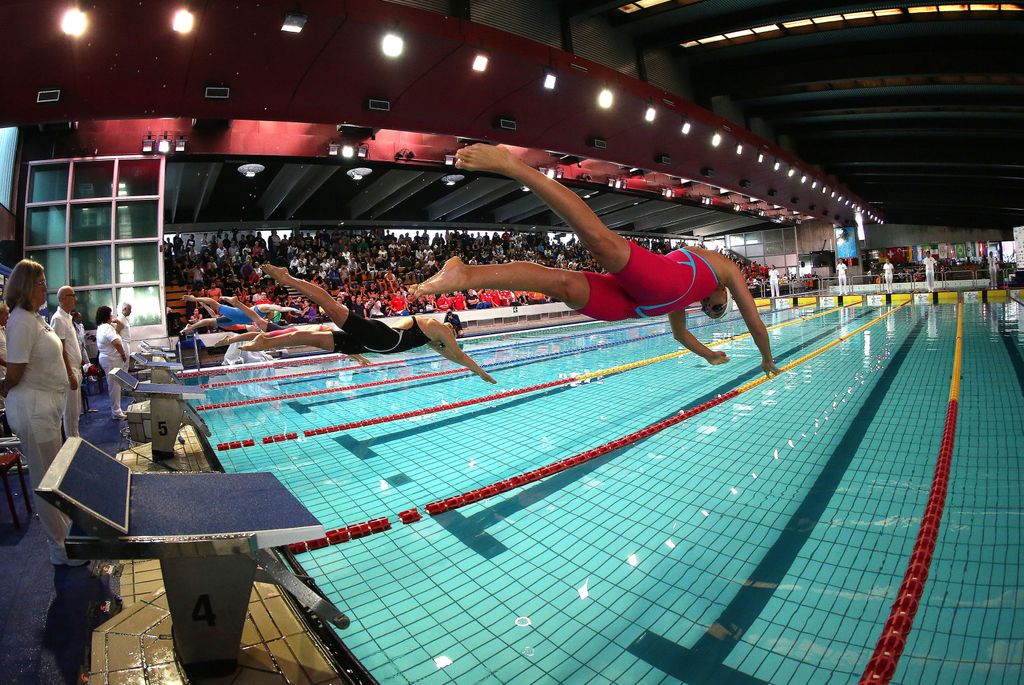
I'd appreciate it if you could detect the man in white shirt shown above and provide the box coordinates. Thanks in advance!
[923,254,937,292]
[50,286,85,437]
[0,303,7,409]
[883,261,894,294]
[988,252,1000,287]
[836,261,849,295]
[115,302,133,358]
[768,267,781,299]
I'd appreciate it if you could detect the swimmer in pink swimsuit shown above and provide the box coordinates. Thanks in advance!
[411,144,780,378]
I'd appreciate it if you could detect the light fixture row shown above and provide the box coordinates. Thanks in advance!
[62,7,196,36]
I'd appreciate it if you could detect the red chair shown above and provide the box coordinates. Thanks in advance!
[0,449,32,528]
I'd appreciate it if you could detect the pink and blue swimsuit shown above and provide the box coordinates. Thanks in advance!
[577,241,720,322]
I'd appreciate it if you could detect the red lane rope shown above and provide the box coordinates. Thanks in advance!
[200,367,465,411]
[200,357,400,389]
[858,403,959,683]
[285,388,741,554]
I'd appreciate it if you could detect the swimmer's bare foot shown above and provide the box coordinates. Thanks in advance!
[183,294,196,302]
[262,263,289,282]
[410,257,467,298]
[240,334,272,352]
[214,334,236,347]
[220,295,239,306]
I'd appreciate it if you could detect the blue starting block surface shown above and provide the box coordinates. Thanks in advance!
[42,438,322,550]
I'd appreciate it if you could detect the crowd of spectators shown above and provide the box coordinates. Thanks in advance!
[164,228,691,333]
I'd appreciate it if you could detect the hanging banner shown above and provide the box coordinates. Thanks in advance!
[939,243,951,260]
[956,243,967,259]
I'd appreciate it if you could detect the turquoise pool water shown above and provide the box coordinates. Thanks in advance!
[189,302,1023,684]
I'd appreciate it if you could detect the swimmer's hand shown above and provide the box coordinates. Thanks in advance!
[455,144,517,175]
[477,370,497,384]
[761,358,781,378]
[705,351,730,366]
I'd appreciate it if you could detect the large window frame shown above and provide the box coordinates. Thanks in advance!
[24,155,165,330]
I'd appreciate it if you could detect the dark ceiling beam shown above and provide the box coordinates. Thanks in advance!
[367,171,446,220]
[279,166,339,221]
[774,111,1024,133]
[693,44,1024,99]
[839,173,1024,188]
[678,19,1024,64]
[736,86,1024,115]
[798,140,1024,166]
[794,129,1024,141]
[620,0,852,45]
[347,170,428,219]
[164,163,183,225]
[425,178,518,221]
[192,163,223,224]
[258,165,309,220]
[562,0,628,20]
[600,201,680,230]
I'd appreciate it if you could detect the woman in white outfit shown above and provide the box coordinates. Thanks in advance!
[883,261,894,294]
[768,267,781,299]
[0,260,85,566]
[96,305,128,420]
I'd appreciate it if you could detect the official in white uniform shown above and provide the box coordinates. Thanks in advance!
[988,253,1000,287]
[0,303,8,409]
[883,262,894,294]
[50,286,84,437]
[115,302,133,359]
[0,260,84,566]
[836,261,849,295]
[96,305,129,420]
[923,254,937,292]
[768,267,781,299]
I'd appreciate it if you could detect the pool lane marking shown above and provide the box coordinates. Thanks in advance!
[199,324,684,413]
[286,303,904,552]
[859,305,963,685]
[183,318,674,380]
[216,305,847,446]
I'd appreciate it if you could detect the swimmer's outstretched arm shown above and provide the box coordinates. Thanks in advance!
[455,144,630,273]
[425,321,496,383]
[668,310,729,366]
[724,273,779,378]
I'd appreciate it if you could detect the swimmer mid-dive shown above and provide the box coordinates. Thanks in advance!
[180,294,300,335]
[240,264,496,383]
[411,144,780,378]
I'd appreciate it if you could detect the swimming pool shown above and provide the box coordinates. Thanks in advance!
[187,301,1023,684]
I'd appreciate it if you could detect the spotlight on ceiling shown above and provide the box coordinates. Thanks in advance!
[711,132,722,147]
[681,119,691,135]
[543,71,557,90]
[381,32,403,57]
[172,9,194,33]
[61,8,87,36]
[472,53,489,72]
[644,105,656,123]
[341,145,355,159]
[347,167,373,181]
[282,11,307,33]
[441,174,465,186]
[238,163,266,178]
[598,88,613,109]
[157,137,171,154]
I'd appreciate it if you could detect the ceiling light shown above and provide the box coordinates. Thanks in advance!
[445,154,455,165]
[141,136,155,154]
[347,167,373,181]
[543,71,557,90]
[711,132,722,147]
[356,144,369,158]
[381,32,404,57]
[681,120,691,135]
[598,88,613,109]
[811,180,817,188]
[774,161,781,171]
[788,168,795,177]
[522,185,530,192]
[757,152,764,163]
[172,9,194,33]
[328,142,340,156]
[472,54,489,72]
[441,174,465,186]
[157,138,171,154]
[62,8,87,36]
[341,145,355,159]
[644,106,656,122]
[735,143,743,155]
[282,11,307,33]
[174,136,186,153]
[801,175,807,184]
[238,163,266,178]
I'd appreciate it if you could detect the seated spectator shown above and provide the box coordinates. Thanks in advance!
[435,294,451,311]
[466,290,481,308]
[452,292,467,311]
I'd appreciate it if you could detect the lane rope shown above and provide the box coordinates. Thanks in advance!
[858,305,963,684]
[282,303,907,551]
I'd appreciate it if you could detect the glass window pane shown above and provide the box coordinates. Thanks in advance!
[70,203,112,242]
[76,288,115,332]
[115,200,158,239]
[117,286,162,326]
[70,245,111,285]
[27,206,66,245]
[72,160,114,199]
[117,159,160,196]
[26,248,66,289]
[30,164,69,203]
[115,243,159,283]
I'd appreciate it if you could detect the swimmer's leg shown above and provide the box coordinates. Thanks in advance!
[411,257,589,309]
[240,330,334,353]
[262,264,351,329]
